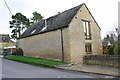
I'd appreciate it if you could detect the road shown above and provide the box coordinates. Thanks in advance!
[1,57,116,78]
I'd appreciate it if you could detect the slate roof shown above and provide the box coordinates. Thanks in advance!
[20,3,84,39]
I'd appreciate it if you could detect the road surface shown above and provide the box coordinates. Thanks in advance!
[1,57,116,78]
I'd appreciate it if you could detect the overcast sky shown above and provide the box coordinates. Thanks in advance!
[0,0,119,39]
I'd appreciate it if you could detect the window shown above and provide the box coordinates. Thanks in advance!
[31,29,36,34]
[83,20,91,39]
[41,26,47,31]
[85,44,92,53]
[2,37,6,42]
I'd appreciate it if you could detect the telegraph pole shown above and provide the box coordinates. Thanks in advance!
[117,28,120,55]
[4,0,13,15]
[118,2,120,55]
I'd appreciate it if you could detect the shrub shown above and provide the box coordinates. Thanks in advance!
[114,44,118,55]
[108,45,114,55]
[102,45,115,55]
[14,48,24,56]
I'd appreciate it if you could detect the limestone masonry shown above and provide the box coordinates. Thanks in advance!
[19,3,102,64]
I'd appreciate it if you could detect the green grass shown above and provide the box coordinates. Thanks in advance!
[4,55,68,68]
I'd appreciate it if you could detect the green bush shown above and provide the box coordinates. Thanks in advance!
[108,45,114,55]
[114,44,118,55]
[102,45,115,55]
[14,48,24,56]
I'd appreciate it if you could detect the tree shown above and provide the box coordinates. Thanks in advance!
[31,11,44,23]
[103,27,120,55]
[103,34,115,44]
[9,12,44,40]
[9,13,30,39]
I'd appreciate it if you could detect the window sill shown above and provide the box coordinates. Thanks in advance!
[85,38,92,40]
[86,52,93,54]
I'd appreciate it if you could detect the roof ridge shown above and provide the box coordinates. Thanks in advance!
[46,3,84,20]
[28,3,84,28]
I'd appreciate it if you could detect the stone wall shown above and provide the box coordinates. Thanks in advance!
[19,28,71,62]
[68,4,102,64]
[83,55,119,67]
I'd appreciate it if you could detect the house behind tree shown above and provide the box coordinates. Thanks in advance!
[19,3,102,64]
[0,34,15,54]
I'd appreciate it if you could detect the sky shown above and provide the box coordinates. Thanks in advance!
[0,0,119,39]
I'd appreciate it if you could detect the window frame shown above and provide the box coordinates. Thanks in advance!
[82,20,91,40]
[85,43,92,54]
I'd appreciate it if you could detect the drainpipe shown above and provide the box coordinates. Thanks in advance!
[60,29,64,62]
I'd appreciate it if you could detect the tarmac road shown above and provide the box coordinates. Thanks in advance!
[1,57,116,78]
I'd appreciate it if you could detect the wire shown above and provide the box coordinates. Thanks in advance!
[3,0,13,15]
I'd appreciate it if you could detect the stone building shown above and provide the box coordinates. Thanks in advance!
[0,34,15,54]
[19,3,102,64]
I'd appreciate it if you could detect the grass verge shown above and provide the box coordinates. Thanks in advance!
[4,55,68,68]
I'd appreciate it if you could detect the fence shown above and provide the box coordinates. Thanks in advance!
[83,55,120,67]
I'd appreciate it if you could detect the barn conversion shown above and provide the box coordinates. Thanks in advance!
[19,3,102,64]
